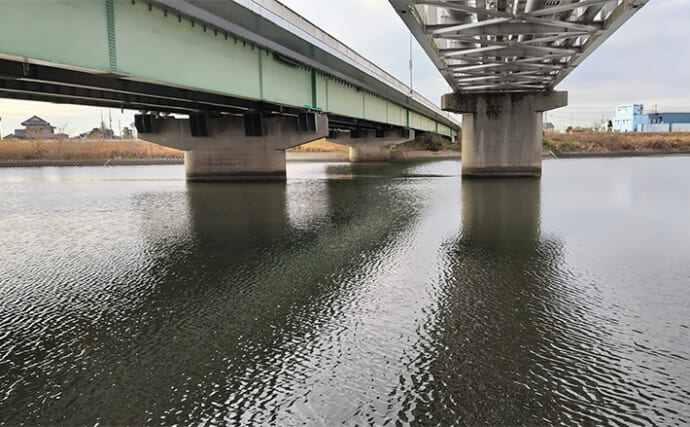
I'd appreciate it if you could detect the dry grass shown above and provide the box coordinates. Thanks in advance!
[0,139,182,160]
[544,131,690,154]
[5,132,684,159]
[289,137,461,153]
[287,138,348,152]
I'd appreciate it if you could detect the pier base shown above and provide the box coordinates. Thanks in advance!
[185,148,286,182]
[442,91,567,178]
[327,129,415,163]
[348,146,392,162]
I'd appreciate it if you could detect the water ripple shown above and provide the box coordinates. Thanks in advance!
[0,162,688,425]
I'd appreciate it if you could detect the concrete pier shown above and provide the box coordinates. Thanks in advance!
[140,115,328,181]
[327,129,415,162]
[184,148,286,181]
[442,91,567,178]
[348,146,392,162]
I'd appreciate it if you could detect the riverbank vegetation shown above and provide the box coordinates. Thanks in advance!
[1,132,689,160]
[543,132,690,154]
[0,139,182,160]
[287,139,347,152]
[289,134,461,153]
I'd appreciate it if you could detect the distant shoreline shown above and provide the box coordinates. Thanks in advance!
[1,133,689,168]
[0,158,184,168]
[548,150,690,159]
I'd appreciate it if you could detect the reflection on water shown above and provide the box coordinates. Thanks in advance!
[0,159,688,425]
[404,179,663,425]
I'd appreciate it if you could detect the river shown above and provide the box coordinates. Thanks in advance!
[0,157,688,425]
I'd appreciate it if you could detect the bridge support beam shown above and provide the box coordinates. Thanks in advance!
[442,91,567,178]
[139,115,328,181]
[327,129,415,162]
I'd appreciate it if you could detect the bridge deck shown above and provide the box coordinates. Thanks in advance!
[0,0,459,137]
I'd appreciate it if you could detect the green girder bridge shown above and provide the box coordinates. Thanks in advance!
[0,0,461,180]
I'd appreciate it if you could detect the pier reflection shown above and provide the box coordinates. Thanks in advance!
[45,177,426,425]
[399,179,653,425]
[400,179,570,424]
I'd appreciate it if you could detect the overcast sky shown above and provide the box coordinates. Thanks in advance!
[1,0,688,136]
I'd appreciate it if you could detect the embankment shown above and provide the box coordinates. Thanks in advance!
[544,131,690,155]
[0,139,182,161]
[2,133,689,168]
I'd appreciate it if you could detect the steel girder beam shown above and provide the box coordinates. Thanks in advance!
[0,0,459,136]
[0,59,411,134]
[389,0,649,93]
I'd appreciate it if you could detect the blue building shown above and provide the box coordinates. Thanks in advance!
[612,104,645,132]
[642,112,690,132]
[613,104,690,132]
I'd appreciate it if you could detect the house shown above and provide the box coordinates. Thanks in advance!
[7,115,68,139]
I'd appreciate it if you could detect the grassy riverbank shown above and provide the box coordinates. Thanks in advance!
[288,136,461,153]
[544,131,690,154]
[0,139,182,160]
[1,132,689,161]
[287,139,348,152]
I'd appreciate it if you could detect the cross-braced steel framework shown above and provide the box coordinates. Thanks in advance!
[390,0,649,93]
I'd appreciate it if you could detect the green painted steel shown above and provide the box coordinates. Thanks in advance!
[0,0,110,71]
[115,1,262,99]
[327,79,364,119]
[0,0,456,137]
[105,0,117,72]
[315,73,328,111]
[363,93,388,124]
[262,55,312,107]
[388,104,406,127]
[437,123,451,137]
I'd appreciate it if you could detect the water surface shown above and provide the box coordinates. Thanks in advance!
[0,158,688,425]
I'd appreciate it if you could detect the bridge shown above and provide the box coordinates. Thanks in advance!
[390,0,648,176]
[0,0,459,181]
[0,0,647,180]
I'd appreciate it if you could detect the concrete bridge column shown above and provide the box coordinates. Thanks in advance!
[327,129,415,162]
[184,148,286,181]
[442,91,567,178]
[139,115,328,181]
[348,145,392,162]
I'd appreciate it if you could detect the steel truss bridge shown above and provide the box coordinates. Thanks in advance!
[390,0,649,93]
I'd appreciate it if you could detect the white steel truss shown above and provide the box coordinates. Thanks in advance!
[389,0,649,92]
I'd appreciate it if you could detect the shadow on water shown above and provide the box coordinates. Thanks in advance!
[0,174,428,425]
[324,160,458,179]
[2,164,685,425]
[399,179,663,425]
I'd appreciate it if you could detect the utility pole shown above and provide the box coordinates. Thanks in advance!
[408,33,413,96]
[100,110,105,140]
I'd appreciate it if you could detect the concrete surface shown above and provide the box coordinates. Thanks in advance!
[443,91,567,178]
[141,115,328,181]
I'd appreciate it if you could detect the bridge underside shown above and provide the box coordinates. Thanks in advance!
[391,0,648,177]
[0,0,461,180]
